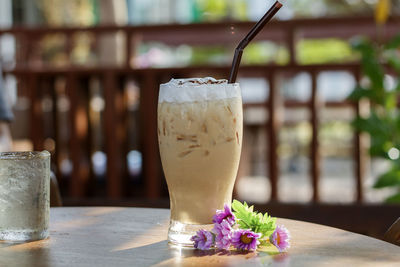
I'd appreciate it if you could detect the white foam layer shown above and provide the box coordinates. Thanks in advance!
[159,77,241,103]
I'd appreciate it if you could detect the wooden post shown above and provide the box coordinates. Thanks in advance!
[126,30,132,68]
[287,27,298,66]
[353,69,367,203]
[50,76,62,188]
[103,72,124,198]
[141,72,160,199]
[354,103,367,202]
[65,33,73,64]
[66,74,91,198]
[267,71,281,201]
[310,70,320,202]
[66,74,82,197]
[15,34,28,68]
[115,76,128,196]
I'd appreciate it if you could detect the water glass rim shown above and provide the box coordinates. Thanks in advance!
[0,151,50,160]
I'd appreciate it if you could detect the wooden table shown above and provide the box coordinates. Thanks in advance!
[1,207,399,267]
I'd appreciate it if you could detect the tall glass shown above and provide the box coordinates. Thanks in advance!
[158,78,242,246]
[0,151,50,241]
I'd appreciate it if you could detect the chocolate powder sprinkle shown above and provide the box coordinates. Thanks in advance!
[177,78,227,85]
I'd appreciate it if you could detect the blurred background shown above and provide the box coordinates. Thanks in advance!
[0,0,399,238]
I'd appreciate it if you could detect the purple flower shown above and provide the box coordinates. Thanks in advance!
[231,229,260,251]
[212,220,233,249]
[190,229,214,250]
[213,204,236,226]
[270,225,290,252]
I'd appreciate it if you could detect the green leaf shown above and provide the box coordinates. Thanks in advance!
[384,91,397,111]
[232,200,253,229]
[385,34,400,50]
[351,37,374,54]
[394,80,400,92]
[374,169,400,188]
[351,37,384,91]
[348,85,375,101]
[387,54,400,73]
[362,57,384,92]
[352,112,388,136]
[232,200,277,239]
[258,222,276,237]
[385,192,400,203]
[352,111,394,157]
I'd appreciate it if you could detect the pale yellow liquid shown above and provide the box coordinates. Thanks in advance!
[158,97,242,224]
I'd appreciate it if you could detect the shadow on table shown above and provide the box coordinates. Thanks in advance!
[113,240,288,267]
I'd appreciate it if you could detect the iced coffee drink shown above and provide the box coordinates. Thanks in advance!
[158,77,242,245]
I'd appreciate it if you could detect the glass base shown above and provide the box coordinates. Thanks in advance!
[168,220,213,247]
[0,229,49,242]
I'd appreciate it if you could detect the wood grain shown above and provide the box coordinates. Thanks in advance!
[1,207,399,267]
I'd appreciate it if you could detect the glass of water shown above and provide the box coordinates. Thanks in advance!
[0,151,50,242]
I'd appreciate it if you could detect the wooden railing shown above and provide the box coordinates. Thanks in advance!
[6,64,399,238]
[5,64,364,200]
[0,15,400,202]
[1,17,400,238]
[1,16,400,68]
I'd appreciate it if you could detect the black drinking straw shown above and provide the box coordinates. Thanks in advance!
[228,1,283,83]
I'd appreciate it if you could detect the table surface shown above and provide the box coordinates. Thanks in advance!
[0,207,399,267]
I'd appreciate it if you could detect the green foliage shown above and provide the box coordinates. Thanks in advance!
[231,200,276,239]
[190,42,290,66]
[386,193,400,203]
[195,0,228,21]
[190,46,228,65]
[385,35,400,50]
[242,42,289,65]
[297,38,359,65]
[374,167,400,188]
[350,35,400,202]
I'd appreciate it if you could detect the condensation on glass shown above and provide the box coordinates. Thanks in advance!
[0,151,50,242]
